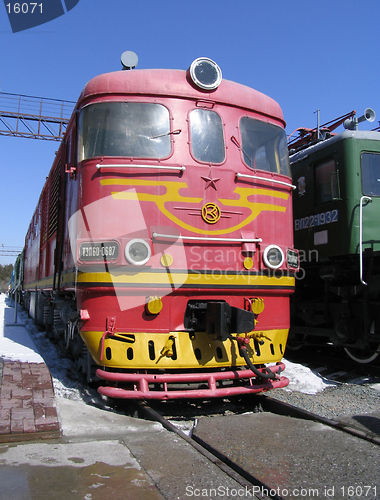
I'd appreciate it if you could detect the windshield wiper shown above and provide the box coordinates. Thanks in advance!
[231,135,252,166]
[150,129,182,140]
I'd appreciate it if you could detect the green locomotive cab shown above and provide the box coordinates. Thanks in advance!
[289,128,380,363]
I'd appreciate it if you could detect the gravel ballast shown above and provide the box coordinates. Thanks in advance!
[269,382,380,437]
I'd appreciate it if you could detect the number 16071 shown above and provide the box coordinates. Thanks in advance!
[6,3,43,14]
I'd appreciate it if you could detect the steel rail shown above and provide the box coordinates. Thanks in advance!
[259,394,380,446]
[133,400,283,500]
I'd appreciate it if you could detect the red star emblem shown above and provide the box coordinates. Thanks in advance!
[201,173,220,190]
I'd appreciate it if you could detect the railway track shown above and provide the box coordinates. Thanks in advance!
[132,398,282,500]
[134,400,272,500]
[132,394,380,445]
[124,394,380,500]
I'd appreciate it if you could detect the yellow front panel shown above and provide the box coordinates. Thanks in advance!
[81,328,289,369]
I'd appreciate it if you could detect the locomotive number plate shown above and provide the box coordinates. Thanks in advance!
[79,241,119,261]
[294,209,338,231]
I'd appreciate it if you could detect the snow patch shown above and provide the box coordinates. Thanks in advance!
[282,358,336,394]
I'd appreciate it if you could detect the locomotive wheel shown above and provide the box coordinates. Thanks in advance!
[285,341,302,351]
[344,320,380,363]
[343,346,380,364]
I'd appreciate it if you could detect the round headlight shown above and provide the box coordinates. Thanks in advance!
[125,239,151,266]
[263,245,284,270]
[189,57,222,91]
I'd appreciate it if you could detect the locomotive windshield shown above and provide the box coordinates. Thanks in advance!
[361,152,380,196]
[189,109,225,163]
[77,102,171,161]
[240,118,290,176]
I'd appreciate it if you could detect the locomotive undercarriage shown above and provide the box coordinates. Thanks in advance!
[22,289,94,379]
[289,253,380,363]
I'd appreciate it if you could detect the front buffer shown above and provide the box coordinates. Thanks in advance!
[90,300,289,399]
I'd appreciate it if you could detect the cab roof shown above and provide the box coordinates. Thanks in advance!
[78,68,285,127]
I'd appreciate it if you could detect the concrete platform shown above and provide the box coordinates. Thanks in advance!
[0,391,253,500]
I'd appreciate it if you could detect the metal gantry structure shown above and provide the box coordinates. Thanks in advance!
[0,246,23,256]
[0,92,75,141]
[0,92,75,256]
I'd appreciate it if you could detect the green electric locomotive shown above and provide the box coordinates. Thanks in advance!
[288,110,380,363]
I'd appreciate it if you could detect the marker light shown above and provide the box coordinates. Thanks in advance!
[125,239,151,265]
[243,257,254,270]
[146,296,163,315]
[263,245,284,270]
[189,57,222,91]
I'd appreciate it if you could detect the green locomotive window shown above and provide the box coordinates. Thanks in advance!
[240,118,290,176]
[361,152,380,196]
[189,109,225,163]
[315,159,340,204]
[77,102,171,161]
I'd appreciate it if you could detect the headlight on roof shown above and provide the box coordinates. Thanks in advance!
[263,245,284,270]
[189,57,222,91]
[125,239,151,266]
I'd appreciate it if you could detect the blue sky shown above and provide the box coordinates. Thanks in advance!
[1,0,379,265]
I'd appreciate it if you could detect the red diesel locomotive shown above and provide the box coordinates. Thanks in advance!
[21,54,298,399]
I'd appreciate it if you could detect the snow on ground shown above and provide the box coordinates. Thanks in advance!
[279,358,335,394]
[0,294,104,406]
[0,294,43,363]
[1,294,333,398]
